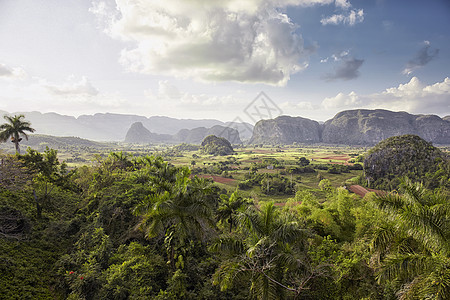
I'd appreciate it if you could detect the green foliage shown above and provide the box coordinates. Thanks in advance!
[172,143,200,152]
[371,179,450,299]
[217,191,252,233]
[0,237,62,299]
[101,242,167,299]
[212,202,312,299]
[201,135,234,156]
[297,156,310,166]
[18,147,78,218]
[0,114,35,154]
[1,144,448,300]
[364,134,449,190]
[286,165,316,174]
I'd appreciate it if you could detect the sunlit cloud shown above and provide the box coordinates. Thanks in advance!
[44,76,99,96]
[320,9,364,26]
[320,77,450,115]
[89,0,353,86]
[0,63,27,81]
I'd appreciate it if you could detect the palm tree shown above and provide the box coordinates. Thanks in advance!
[216,190,251,233]
[0,114,35,154]
[371,178,450,299]
[211,202,311,299]
[134,169,216,271]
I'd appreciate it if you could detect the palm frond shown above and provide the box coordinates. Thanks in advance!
[209,236,245,255]
[377,253,436,283]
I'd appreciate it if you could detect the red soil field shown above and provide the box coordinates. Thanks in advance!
[196,175,236,184]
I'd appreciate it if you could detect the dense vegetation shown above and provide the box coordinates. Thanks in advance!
[364,135,449,191]
[0,136,449,299]
[201,135,234,156]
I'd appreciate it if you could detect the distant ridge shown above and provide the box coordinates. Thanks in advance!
[0,134,111,154]
[0,110,253,142]
[1,109,448,145]
[125,122,242,144]
[249,116,321,144]
[322,109,450,145]
[250,109,450,145]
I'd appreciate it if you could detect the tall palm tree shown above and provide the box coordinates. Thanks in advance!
[134,169,216,271]
[216,191,251,233]
[211,202,311,299]
[371,178,450,299]
[0,114,35,154]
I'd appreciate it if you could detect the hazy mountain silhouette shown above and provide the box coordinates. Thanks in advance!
[0,111,253,141]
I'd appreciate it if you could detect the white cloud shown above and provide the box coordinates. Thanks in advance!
[145,80,241,109]
[322,91,360,109]
[423,77,450,94]
[0,75,128,116]
[321,9,364,26]
[280,101,316,111]
[383,76,423,97]
[157,80,182,100]
[321,49,350,63]
[320,77,450,115]
[0,63,27,80]
[44,76,99,96]
[90,0,343,86]
[335,0,351,10]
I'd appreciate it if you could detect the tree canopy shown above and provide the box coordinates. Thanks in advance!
[0,114,35,154]
[0,140,449,299]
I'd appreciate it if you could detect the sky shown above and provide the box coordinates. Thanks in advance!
[0,0,449,123]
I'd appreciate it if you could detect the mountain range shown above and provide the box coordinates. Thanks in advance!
[124,123,242,144]
[1,109,449,146]
[0,110,253,141]
[250,109,450,145]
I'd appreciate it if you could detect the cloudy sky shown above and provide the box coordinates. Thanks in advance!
[0,0,449,123]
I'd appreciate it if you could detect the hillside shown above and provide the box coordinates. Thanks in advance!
[322,109,450,145]
[125,122,242,144]
[124,122,173,144]
[0,134,111,154]
[201,135,234,155]
[249,116,322,144]
[249,109,450,145]
[363,134,449,190]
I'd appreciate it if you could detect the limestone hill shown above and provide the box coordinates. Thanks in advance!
[249,109,450,145]
[124,122,241,144]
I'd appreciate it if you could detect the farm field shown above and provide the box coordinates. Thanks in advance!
[0,139,369,203]
[167,145,366,202]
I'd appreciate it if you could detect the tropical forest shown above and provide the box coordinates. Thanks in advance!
[0,113,449,300]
